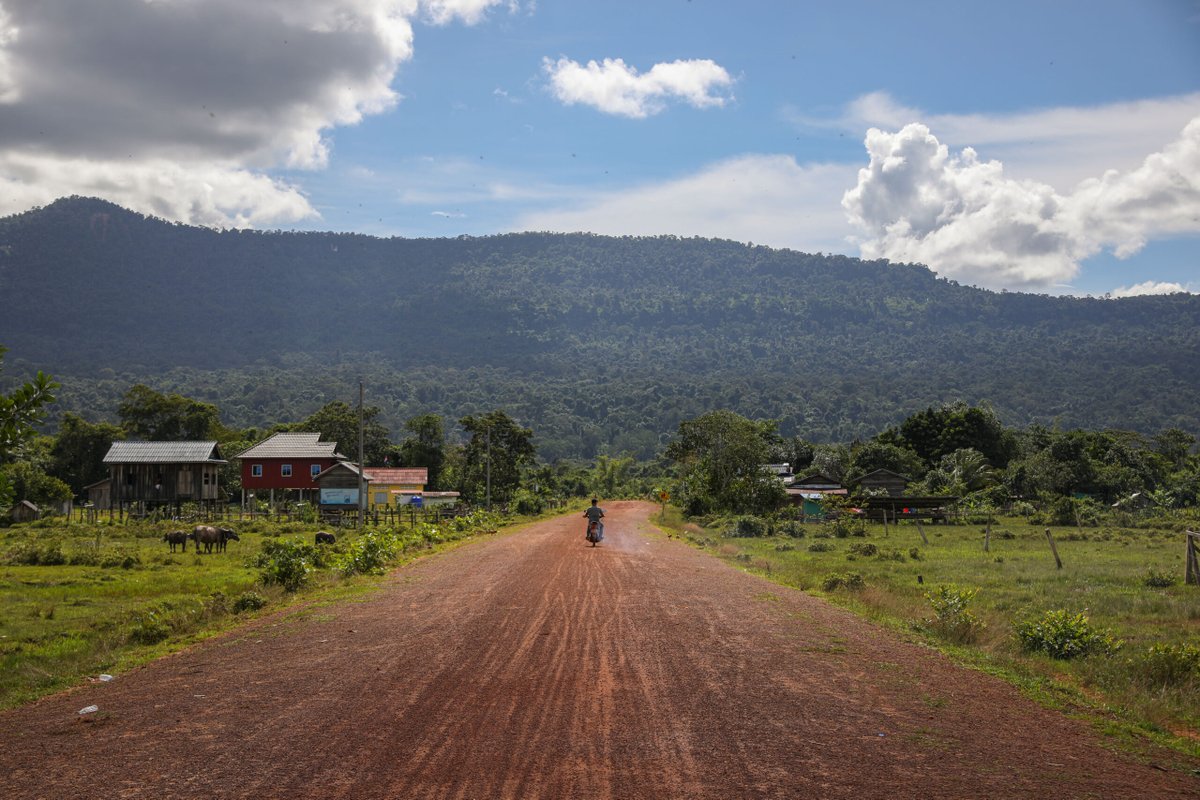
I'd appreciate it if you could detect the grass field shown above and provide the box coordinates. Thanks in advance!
[0,512,504,710]
[665,511,1200,759]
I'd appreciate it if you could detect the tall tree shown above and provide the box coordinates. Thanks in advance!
[458,410,536,506]
[399,413,446,488]
[0,346,58,510]
[298,401,397,466]
[118,384,224,441]
[0,346,58,463]
[665,410,785,516]
[49,413,125,495]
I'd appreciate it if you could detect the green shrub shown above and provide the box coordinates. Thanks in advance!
[821,572,865,591]
[2,540,66,565]
[729,515,767,537]
[255,539,317,592]
[807,541,834,553]
[847,542,878,557]
[232,591,267,614]
[129,611,171,645]
[1015,609,1120,659]
[1132,643,1200,687]
[1142,568,1176,588]
[774,541,795,552]
[338,529,401,576]
[512,489,544,515]
[925,585,985,644]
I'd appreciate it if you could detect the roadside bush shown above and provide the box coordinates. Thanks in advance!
[925,585,985,644]
[1015,610,1120,659]
[338,529,401,576]
[821,572,865,591]
[728,515,767,537]
[232,591,267,614]
[128,611,171,645]
[255,539,317,592]
[512,489,544,515]
[2,540,67,566]
[1131,643,1200,688]
[1142,568,1176,588]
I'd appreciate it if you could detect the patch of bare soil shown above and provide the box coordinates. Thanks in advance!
[1,502,1196,799]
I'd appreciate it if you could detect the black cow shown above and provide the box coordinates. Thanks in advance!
[192,526,239,554]
[163,530,188,552]
[315,531,336,545]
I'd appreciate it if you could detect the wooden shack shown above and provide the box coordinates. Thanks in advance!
[9,500,40,523]
[102,441,226,513]
[853,469,910,497]
[314,462,373,510]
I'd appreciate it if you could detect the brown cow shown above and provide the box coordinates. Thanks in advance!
[163,530,188,552]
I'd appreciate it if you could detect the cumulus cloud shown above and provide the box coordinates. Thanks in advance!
[519,155,854,253]
[1110,280,1192,298]
[543,56,733,118]
[795,90,1200,191]
[0,0,510,226]
[842,118,1200,290]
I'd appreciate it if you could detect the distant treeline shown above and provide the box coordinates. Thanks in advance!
[2,196,1198,460]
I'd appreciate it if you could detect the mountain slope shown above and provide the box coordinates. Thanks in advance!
[1,197,1197,458]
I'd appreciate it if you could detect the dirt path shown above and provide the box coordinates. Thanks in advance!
[1,502,1196,799]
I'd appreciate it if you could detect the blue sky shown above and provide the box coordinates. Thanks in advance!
[1,0,1197,295]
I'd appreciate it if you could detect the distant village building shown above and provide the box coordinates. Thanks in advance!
[853,469,910,497]
[100,441,226,513]
[365,467,427,507]
[236,432,345,507]
[785,472,847,518]
[9,500,40,524]
[314,461,372,511]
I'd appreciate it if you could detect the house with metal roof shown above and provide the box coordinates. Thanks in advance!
[235,432,346,506]
[363,467,427,507]
[101,440,227,512]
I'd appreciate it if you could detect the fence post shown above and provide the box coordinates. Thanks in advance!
[1044,527,1063,570]
[1186,531,1199,587]
[915,518,929,545]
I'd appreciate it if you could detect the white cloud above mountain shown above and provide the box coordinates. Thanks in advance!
[542,56,734,118]
[0,0,513,225]
[841,117,1200,291]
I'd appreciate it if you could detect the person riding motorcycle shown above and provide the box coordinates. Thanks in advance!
[583,498,605,544]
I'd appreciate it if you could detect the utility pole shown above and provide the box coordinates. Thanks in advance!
[485,423,492,511]
[358,380,365,526]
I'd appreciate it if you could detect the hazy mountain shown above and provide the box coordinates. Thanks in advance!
[1,197,1197,459]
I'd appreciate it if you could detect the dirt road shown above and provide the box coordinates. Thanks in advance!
[1,502,1196,799]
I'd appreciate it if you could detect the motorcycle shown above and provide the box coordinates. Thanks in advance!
[586,518,603,546]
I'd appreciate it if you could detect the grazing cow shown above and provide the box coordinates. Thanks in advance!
[191,525,222,554]
[315,531,336,545]
[163,530,188,553]
[216,527,239,553]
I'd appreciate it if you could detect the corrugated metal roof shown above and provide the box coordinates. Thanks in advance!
[365,467,428,484]
[103,441,226,464]
[313,462,373,481]
[236,432,342,460]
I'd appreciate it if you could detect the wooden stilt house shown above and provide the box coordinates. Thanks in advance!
[101,441,226,513]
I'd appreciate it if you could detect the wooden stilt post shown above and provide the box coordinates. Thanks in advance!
[1185,531,1199,586]
[984,515,991,553]
[1044,527,1063,570]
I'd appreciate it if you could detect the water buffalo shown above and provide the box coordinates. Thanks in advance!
[163,530,188,552]
[315,531,336,545]
[191,525,239,554]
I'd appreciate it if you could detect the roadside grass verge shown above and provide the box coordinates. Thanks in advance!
[658,510,1200,761]
[0,509,514,709]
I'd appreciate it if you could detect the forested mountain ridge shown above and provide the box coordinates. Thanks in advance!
[1,197,1197,459]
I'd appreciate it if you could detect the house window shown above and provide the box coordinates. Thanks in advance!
[281,464,293,477]
[251,464,263,478]
[311,464,322,478]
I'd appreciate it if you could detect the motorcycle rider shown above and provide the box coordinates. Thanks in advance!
[583,497,605,543]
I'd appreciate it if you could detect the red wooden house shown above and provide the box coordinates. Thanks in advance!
[235,432,345,506]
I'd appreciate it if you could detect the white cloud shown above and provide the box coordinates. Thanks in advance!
[842,118,1200,290]
[1110,280,1193,298]
[0,0,501,226]
[794,91,1200,191]
[543,56,733,118]
[519,155,854,253]
[420,0,518,25]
